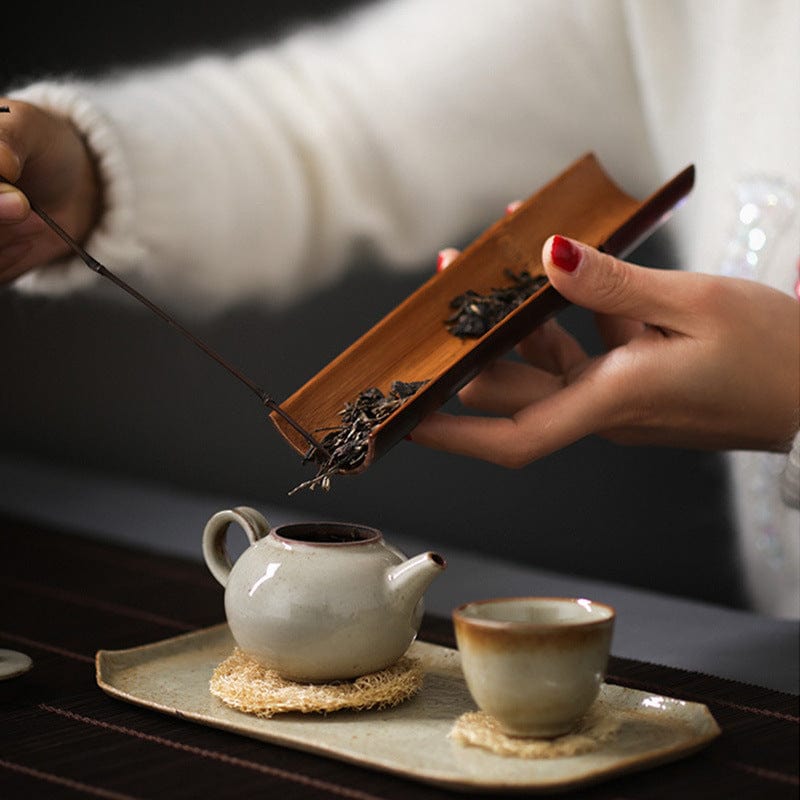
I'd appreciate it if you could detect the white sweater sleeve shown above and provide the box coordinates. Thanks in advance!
[9,0,653,312]
[7,0,654,312]
[782,431,800,510]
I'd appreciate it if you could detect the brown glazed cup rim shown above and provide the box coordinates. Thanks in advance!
[452,596,616,630]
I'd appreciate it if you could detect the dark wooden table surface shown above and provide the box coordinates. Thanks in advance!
[1,514,798,799]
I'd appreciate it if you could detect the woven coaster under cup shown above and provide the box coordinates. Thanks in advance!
[449,700,620,759]
[209,648,424,718]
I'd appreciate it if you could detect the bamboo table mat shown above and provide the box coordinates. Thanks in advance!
[1,514,797,799]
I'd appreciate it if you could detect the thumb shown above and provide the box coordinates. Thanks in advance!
[0,141,22,183]
[0,142,30,224]
[542,235,696,331]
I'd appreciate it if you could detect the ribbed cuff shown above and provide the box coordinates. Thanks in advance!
[781,430,800,509]
[8,81,148,295]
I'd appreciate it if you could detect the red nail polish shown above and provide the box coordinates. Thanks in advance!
[550,235,581,272]
[436,252,446,273]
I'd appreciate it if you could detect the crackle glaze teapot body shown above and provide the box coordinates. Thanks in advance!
[202,507,446,682]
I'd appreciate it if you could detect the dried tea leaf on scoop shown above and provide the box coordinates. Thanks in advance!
[290,380,428,494]
[446,269,547,338]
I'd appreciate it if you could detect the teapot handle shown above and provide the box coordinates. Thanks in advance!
[202,506,270,587]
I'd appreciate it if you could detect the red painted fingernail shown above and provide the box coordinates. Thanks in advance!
[549,235,581,272]
[436,252,446,272]
[504,200,523,215]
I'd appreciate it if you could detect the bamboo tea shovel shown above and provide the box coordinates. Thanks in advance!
[2,152,693,491]
[272,153,695,483]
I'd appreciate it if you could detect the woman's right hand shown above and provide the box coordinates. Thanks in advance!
[414,235,800,464]
[0,98,101,283]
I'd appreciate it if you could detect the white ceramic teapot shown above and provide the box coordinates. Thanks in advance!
[202,507,446,682]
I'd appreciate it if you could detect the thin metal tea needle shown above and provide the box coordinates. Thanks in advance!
[1,177,329,458]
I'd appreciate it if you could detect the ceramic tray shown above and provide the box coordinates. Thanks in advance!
[271,153,695,472]
[96,625,720,794]
[0,648,33,680]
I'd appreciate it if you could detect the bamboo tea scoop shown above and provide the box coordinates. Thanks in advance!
[0,176,329,458]
[273,153,695,475]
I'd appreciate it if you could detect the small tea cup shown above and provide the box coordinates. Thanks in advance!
[453,597,615,738]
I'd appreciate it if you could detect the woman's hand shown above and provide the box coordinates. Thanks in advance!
[0,99,100,283]
[411,235,800,465]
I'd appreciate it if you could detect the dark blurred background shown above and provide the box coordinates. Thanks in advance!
[0,1,743,607]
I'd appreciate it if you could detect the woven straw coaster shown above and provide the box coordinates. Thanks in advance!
[450,700,620,759]
[209,648,424,718]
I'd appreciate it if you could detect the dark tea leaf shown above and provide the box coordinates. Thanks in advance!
[446,270,547,338]
[289,380,428,494]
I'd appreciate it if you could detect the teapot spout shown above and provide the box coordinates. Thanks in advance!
[386,551,447,610]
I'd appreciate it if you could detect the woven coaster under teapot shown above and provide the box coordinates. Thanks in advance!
[449,700,621,759]
[209,648,424,718]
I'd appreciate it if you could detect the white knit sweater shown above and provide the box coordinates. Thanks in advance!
[9,0,800,617]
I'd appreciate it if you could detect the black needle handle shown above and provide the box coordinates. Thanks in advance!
[0,177,329,459]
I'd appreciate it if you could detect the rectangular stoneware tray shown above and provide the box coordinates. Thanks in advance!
[96,625,720,794]
[270,153,695,471]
